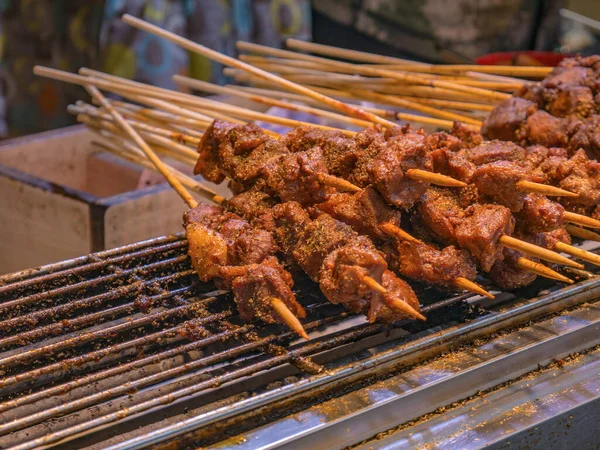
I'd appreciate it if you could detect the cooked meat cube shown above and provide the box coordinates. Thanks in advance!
[543,66,593,89]
[365,271,420,323]
[186,222,229,282]
[396,241,477,288]
[488,248,536,290]
[281,126,360,177]
[367,132,433,209]
[516,194,565,234]
[430,147,476,182]
[227,188,276,220]
[315,186,402,242]
[226,257,303,324]
[567,115,600,160]
[556,150,600,207]
[482,97,535,141]
[455,204,515,272]
[544,85,594,118]
[262,146,334,205]
[472,161,534,212]
[291,214,367,280]
[195,120,237,183]
[516,83,544,106]
[319,243,387,306]
[462,141,526,166]
[416,187,466,244]
[517,110,572,148]
[449,122,484,149]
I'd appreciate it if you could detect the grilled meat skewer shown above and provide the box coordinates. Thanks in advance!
[198,120,484,294]
[183,203,307,335]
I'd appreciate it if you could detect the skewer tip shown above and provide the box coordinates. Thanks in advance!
[516,180,579,198]
[270,297,309,340]
[405,169,467,188]
[454,277,495,299]
[362,276,426,321]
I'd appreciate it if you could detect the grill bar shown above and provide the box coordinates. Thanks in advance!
[0,233,597,450]
[108,276,600,450]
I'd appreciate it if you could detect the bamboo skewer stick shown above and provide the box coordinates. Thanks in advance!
[339,88,483,126]
[285,38,429,66]
[121,14,397,128]
[235,41,511,101]
[566,225,600,242]
[70,103,201,147]
[554,242,600,267]
[516,181,579,198]
[454,277,495,298]
[362,276,426,320]
[80,74,353,136]
[173,75,374,129]
[237,55,524,91]
[563,212,600,229]
[77,114,198,166]
[229,79,476,130]
[284,38,553,78]
[515,258,573,284]
[499,235,584,269]
[270,297,310,339]
[90,135,220,203]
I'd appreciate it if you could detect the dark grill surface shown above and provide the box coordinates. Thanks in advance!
[0,233,597,450]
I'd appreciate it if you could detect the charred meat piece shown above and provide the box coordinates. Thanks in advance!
[456,204,515,272]
[488,248,536,290]
[516,194,566,234]
[544,85,595,118]
[472,160,536,212]
[395,241,477,289]
[271,202,421,322]
[281,126,360,177]
[314,186,402,242]
[183,203,304,324]
[262,146,335,205]
[416,188,515,272]
[482,97,535,142]
[367,132,433,209]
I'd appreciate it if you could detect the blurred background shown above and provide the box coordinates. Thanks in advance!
[1,0,600,138]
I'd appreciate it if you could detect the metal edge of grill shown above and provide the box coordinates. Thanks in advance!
[0,234,598,450]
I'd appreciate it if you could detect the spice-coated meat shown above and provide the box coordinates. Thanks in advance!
[394,241,477,289]
[416,188,514,272]
[183,203,304,324]
[270,201,420,322]
[516,194,566,234]
[314,186,402,242]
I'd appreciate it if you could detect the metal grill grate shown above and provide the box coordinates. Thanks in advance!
[0,234,598,450]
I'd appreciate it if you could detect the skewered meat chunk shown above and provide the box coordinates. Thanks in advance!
[262,146,334,205]
[367,132,433,209]
[517,110,573,148]
[516,194,566,234]
[281,126,360,177]
[482,98,535,142]
[314,186,401,242]
[183,203,304,324]
[472,160,536,212]
[545,85,595,118]
[488,248,536,290]
[416,187,514,272]
[394,241,476,289]
[270,201,420,322]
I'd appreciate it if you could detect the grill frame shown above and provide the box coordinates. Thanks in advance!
[0,233,598,450]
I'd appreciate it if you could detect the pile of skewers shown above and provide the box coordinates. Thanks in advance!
[31,14,600,341]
